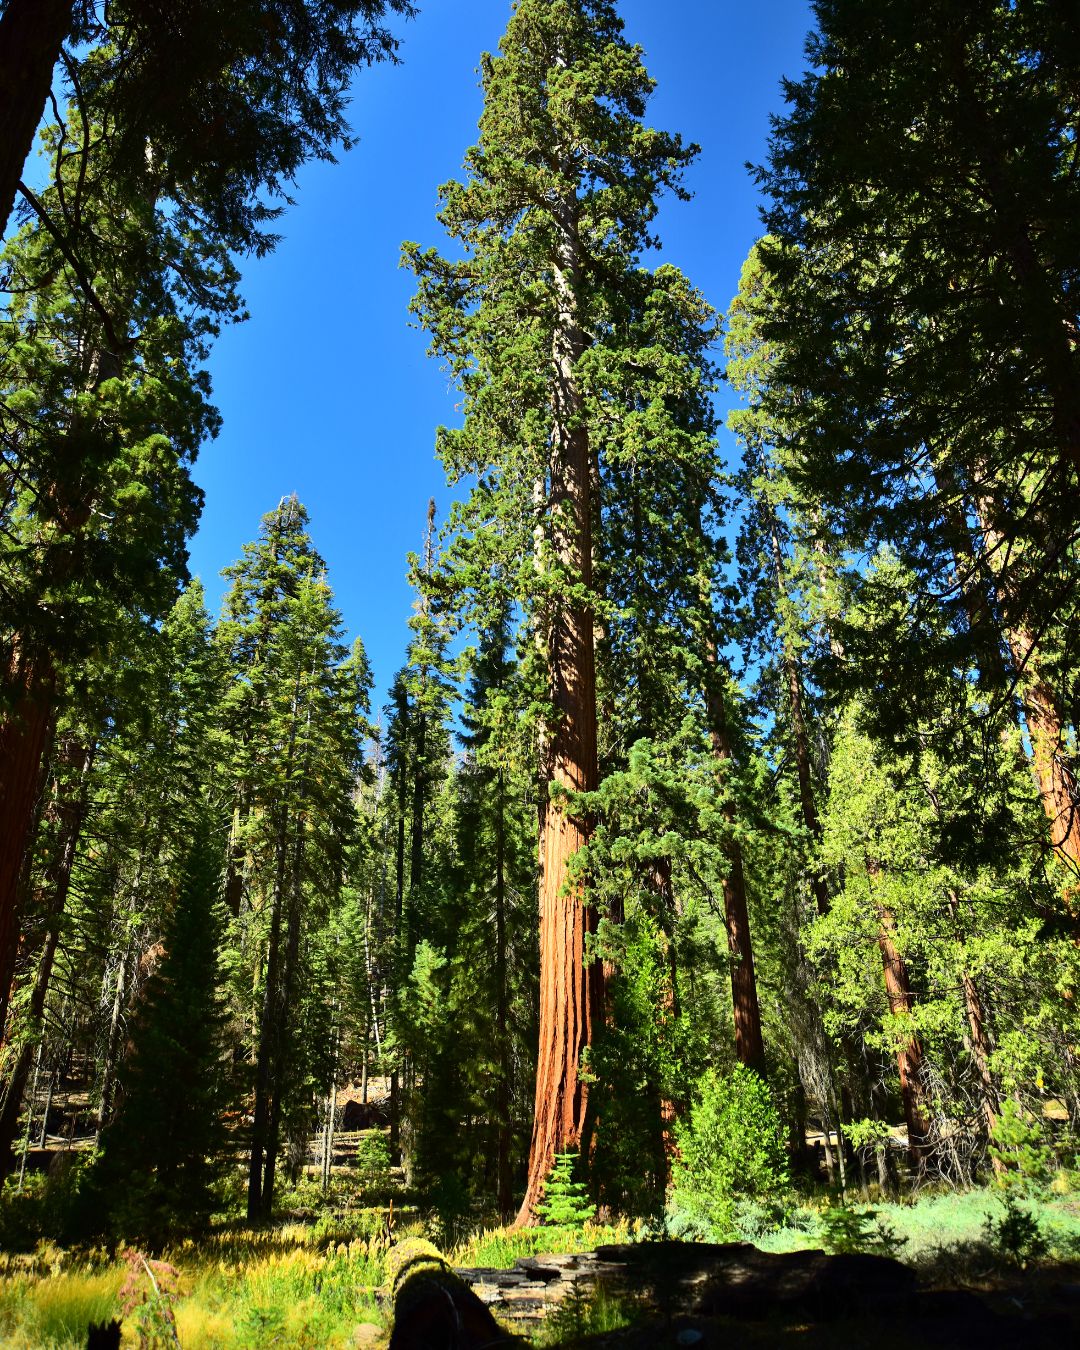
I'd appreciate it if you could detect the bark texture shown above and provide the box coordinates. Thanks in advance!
[515,194,601,1227]
[874,901,930,1163]
[0,0,73,241]
[0,651,57,1037]
[0,738,94,1177]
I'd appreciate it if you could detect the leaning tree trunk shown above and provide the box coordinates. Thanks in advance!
[0,0,73,241]
[515,190,602,1228]
[0,738,94,1177]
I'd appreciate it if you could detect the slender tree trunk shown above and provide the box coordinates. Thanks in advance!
[871,892,930,1164]
[322,1050,338,1192]
[390,799,405,1159]
[262,831,304,1217]
[0,650,57,1036]
[247,805,290,1221]
[15,1035,44,1193]
[408,710,426,951]
[704,647,766,1073]
[942,888,1001,1153]
[0,0,73,241]
[95,939,134,1142]
[516,190,601,1227]
[765,501,831,917]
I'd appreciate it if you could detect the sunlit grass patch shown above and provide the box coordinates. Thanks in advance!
[0,1268,121,1349]
[452,1217,635,1269]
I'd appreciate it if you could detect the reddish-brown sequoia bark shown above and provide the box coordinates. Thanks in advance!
[872,893,930,1164]
[0,738,94,1176]
[515,191,602,1228]
[1005,624,1080,882]
[0,650,58,1036]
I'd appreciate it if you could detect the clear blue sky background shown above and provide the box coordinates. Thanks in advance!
[187,0,814,707]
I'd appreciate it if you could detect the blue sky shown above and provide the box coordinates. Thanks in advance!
[187,0,814,706]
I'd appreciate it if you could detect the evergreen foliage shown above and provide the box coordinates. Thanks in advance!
[536,1153,596,1228]
[95,818,231,1243]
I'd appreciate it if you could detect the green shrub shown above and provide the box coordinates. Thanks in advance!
[537,1282,637,1346]
[818,1205,908,1258]
[983,1194,1048,1266]
[354,1134,392,1190]
[670,1065,788,1237]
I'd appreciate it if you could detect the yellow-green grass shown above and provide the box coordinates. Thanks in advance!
[0,1230,390,1349]
[0,1268,122,1349]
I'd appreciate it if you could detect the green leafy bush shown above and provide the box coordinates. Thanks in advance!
[536,1153,596,1228]
[670,1065,788,1237]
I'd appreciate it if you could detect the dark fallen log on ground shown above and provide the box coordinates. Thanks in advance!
[456,1241,1076,1347]
[388,1239,523,1349]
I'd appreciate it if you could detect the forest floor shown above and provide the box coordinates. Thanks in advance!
[2,1106,1080,1347]
[0,1180,1078,1346]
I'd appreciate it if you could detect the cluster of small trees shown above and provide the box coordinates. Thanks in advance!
[1,0,1078,1239]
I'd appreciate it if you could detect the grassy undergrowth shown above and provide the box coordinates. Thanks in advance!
[0,1224,393,1349]
[1,1187,1078,1346]
[748,1186,1080,1271]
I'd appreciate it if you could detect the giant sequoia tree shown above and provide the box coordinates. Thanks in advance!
[405,0,721,1221]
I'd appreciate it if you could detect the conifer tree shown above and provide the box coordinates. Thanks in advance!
[217,499,369,1220]
[405,0,701,1222]
[94,814,231,1243]
[754,0,1080,898]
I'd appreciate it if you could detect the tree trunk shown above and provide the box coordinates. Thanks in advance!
[261,827,305,1217]
[0,738,93,1177]
[765,500,830,917]
[515,190,601,1227]
[872,896,930,1165]
[247,804,290,1221]
[704,649,766,1074]
[943,888,1000,1152]
[95,940,134,1142]
[0,0,73,241]
[0,649,57,1036]
[494,768,513,1221]
[936,461,1080,890]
